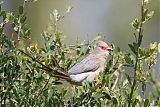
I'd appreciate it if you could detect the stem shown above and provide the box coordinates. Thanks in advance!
[128,0,145,106]
[17,0,26,41]
[37,77,50,98]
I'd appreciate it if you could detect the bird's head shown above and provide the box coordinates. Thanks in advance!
[96,41,112,52]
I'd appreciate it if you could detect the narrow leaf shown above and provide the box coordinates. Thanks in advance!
[19,6,23,14]
[103,92,111,100]
[128,44,136,55]
[144,99,149,107]
[158,43,160,53]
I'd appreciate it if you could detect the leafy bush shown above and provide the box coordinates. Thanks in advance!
[0,0,160,107]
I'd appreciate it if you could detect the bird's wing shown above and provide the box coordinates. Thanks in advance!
[68,57,100,75]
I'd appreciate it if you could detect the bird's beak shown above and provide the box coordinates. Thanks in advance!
[106,47,113,52]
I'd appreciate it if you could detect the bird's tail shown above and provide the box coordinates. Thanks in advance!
[19,49,73,83]
[37,66,72,82]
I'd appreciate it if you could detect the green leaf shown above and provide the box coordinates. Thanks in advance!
[55,32,61,44]
[21,24,31,37]
[2,89,7,92]
[144,9,149,19]
[132,98,140,107]
[66,59,72,69]
[4,12,14,23]
[107,60,112,68]
[50,45,55,51]
[123,64,133,67]
[158,43,160,53]
[19,6,23,14]
[85,47,91,55]
[150,42,157,49]
[117,47,120,52]
[131,18,140,30]
[144,99,149,107]
[128,44,136,55]
[0,11,6,17]
[62,90,67,97]
[109,67,118,74]
[0,27,3,35]
[139,48,147,57]
[43,90,48,97]
[125,73,132,85]
[112,97,118,106]
[103,92,111,100]
[16,55,22,64]
[20,15,27,23]
[124,53,132,64]
[76,46,81,55]
[102,74,109,86]
[144,9,154,22]
[96,101,101,107]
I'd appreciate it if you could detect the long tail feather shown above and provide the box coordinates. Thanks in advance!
[19,49,73,82]
[37,66,72,81]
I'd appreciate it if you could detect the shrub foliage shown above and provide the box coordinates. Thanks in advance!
[0,0,160,106]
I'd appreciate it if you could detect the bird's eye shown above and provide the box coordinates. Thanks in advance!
[99,46,106,50]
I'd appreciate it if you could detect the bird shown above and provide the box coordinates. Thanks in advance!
[19,41,112,84]
[68,41,112,83]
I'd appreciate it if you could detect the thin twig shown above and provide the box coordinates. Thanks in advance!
[17,0,26,41]
[134,33,138,42]
[111,64,122,90]
[128,0,145,106]
[37,77,50,98]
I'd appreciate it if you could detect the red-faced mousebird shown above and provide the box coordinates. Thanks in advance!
[68,41,112,83]
[19,41,112,84]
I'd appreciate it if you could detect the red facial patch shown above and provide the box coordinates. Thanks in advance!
[99,46,109,50]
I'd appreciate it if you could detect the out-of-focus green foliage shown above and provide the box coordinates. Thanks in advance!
[0,0,160,107]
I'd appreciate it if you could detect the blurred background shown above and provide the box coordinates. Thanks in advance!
[2,0,160,78]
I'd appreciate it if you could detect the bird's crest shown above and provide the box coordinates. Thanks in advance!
[96,41,108,47]
[96,41,112,51]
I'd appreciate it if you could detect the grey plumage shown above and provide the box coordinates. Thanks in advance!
[68,41,111,82]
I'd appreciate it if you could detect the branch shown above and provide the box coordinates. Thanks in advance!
[111,64,123,90]
[37,77,50,98]
[128,0,145,106]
